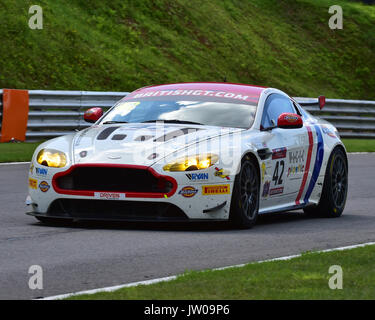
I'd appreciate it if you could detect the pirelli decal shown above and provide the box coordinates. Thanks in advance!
[202,184,230,195]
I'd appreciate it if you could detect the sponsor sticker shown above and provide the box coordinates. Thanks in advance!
[322,126,337,138]
[214,167,230,180]
[186,173,209,181]
[287,164,305,177]
[39,181,50,192]
[262,181,270,197]
[289,149,305,164]
[29,178,37,189]
[284,115,299,123]
[178,186,198,198]
[202,184,230,195]
[29,164,34,174]
[272,147,287,160]
[261,163,266,181]
[35,167,48,176]
[269,186,284,196]
[94,192,126,200]
[128,90,258,103]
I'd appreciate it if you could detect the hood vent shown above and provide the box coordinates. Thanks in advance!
[154,128,202,142]
[134,135,154,141]
[112,134,127,140]
[97,126,121,140]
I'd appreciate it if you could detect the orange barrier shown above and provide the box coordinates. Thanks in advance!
[0,89,29,142]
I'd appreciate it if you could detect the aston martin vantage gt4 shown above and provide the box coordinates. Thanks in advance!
[27,83,348,228]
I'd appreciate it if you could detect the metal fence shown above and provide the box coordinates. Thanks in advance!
[0,90,129,141]
[296,97,375,138]
[1,90,375,140]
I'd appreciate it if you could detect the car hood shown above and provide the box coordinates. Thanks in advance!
[72,123,243,166]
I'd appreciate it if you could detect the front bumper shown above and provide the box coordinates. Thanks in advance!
[27,163,234,221]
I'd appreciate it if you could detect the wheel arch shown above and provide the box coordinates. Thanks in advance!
[229,150,261,228]
[241,151,261,188]
[320,142,348,180]
[305,142,348,217]
[333,143,348,168]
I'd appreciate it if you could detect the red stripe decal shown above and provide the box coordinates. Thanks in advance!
[295,126,314,205]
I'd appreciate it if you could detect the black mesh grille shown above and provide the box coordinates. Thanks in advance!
[56,166,173,193]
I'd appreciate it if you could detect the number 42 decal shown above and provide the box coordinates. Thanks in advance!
[272,160,284,185]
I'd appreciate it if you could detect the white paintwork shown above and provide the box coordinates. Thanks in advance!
[26,87,346,220]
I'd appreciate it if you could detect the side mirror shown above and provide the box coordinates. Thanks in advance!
[319,95,326,110]
[84,107,103,123]
[277,113,303,129]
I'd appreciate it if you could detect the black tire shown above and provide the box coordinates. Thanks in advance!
[229,156,260,229]
[304,147,348,218]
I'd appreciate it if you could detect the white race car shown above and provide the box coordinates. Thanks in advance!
[27,83,348,228]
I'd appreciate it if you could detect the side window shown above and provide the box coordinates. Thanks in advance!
[294,102,311,120]
[261,94,296,129]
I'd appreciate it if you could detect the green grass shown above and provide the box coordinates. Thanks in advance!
[342,139,375,152]
[0,139,374,163]
[67,244,375,300]
[0,0,374,99]
[0,142,40,162]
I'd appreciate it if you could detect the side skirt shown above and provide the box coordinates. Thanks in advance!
[259,202,315,215]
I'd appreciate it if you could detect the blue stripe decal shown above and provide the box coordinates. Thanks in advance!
[303,125,324,204]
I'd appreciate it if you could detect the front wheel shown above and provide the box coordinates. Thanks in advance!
[229,157,260,229]
[304,147,348,218]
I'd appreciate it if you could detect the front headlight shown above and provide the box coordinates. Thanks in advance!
[37,149,67,168]
[163,154,219,172]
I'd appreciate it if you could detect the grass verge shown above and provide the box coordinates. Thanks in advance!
[0,142,41,163]
[1,0,375,100]
[341,139,375,153]
[0,139,374,163]
[67,244,375,300]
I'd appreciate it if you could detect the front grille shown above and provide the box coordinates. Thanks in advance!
[55,166,174,194]
[47,199,188,221]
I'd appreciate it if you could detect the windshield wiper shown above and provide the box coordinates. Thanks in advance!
[142,119,203,125]
[102,121,129,124]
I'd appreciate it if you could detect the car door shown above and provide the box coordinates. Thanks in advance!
[259,94,311,210]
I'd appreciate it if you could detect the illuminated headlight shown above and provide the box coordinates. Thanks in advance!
[37,149,67,168]
[163,154,219,172]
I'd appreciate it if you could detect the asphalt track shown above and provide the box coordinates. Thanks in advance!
[0,154,374,300]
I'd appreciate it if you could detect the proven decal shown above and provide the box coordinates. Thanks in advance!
[94,192,126,200]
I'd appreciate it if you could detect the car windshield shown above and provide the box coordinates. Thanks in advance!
[100,97,257,129]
